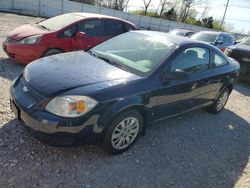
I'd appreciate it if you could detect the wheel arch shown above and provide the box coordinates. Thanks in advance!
[215,83,234,100]
[98,96,151,135]
[42,48,64,57]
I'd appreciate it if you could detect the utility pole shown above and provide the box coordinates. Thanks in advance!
[220,0,230,30]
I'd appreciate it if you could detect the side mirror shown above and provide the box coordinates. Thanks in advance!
[215,40,223,45]
[163,69,188,82]
[75,31,86,39]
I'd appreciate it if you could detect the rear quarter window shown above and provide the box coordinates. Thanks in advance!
[213,52,228,67]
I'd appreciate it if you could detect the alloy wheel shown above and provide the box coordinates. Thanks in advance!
[111,117,140,150]
[216,90,229,111]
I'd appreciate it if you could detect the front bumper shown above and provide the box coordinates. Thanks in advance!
[11,100,102,145]
[10,78,103,145]
[2,42,43,64]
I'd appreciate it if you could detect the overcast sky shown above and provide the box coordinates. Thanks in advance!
[127,0,250,33]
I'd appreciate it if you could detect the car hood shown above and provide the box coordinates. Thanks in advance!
[232,43,250,52]
[23,51,141,96]
[8,24,51,40]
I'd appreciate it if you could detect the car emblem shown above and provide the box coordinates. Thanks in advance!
[23,86,28,92]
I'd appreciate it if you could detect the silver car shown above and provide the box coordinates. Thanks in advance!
[191,31,234,52]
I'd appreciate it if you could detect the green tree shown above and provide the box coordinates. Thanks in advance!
[185,17,199,25]
[130,10,159,17]
[213,19,226,31]
[163,8,177,21]
[201,16,213,29]
[178,0,208,22]
[112,0,129,11]
[142,0,153,15]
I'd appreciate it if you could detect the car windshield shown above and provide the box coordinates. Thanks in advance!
[37,13,83,31]
[91,32,177,77]
[191,32,218,42]
[242,37,250,45]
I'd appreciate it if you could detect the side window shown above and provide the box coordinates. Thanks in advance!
[230,36,234,44]
[60,25,77,38]
[218,35,223,42]
[104,20,124,37]
[213,52,228,67]
[78,20,104,37]
[224,35,230,43]
[171,47,210,74]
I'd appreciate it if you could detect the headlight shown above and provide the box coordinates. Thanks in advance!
[45,96,98,118]
[18,35,42,44]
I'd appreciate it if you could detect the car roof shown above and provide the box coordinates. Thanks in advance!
[133,30,212,46]
[70,12,135,26]
[197,30,233,36]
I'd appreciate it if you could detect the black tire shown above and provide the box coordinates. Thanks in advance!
[103,110,143,154]
[43,49,62,57]
[208,88,230,114]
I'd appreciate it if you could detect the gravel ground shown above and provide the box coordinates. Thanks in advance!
[0,12,250,188]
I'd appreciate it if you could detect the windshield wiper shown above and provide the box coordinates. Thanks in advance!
[88,50,97,57]
[36,24,49,31]
[89,50,127,71]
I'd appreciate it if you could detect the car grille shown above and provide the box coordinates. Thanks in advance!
[13,78,42,108]
[26,127,75,146]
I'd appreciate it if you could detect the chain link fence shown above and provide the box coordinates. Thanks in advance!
[0,0,213,32]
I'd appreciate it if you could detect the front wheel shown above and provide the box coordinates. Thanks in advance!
[103,110,143,154]
[208,88,230,114]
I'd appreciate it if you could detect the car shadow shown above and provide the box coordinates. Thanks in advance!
[0,108,249,187]
[0,58,24,81]
[234,82,250,96]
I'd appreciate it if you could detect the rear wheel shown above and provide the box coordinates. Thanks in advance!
[208,88,230,114]
[43,49,62,57]
[103,110,143,154]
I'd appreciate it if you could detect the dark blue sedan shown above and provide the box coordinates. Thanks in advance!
[10,31,240,154]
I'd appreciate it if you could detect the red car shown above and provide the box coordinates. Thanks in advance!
[2,12,136,64]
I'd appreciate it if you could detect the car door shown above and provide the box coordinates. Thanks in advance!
[222,35,230,51]
[207,50,231,97]
[217,34,232,51]
[53,24,78,52]
[71,19,105,50]
[155,45,215,119]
